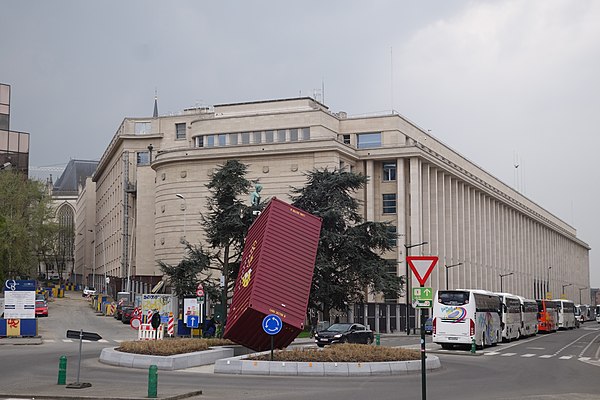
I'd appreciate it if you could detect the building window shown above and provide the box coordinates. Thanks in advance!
[290,128,298,142]
[342,134,351,145]
[175,123,186,140]
[383,161,397,181]
[386,225,397,247]
[382,193,397,214]
[241,132,250,144]
[253,131,262,144]
[301,127,310,140]
[137,151,150,165]
[277,129,286,142]
[357,132,381,149]
[206,135,215,147]
[229,133,238,145]
[195,136,204,147]
[265,130,274,143]
[134,122,152,135]
[218,134,226,146]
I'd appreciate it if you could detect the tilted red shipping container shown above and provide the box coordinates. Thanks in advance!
[223,197,322,351]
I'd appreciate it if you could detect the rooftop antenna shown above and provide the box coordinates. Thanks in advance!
[390,46,394,114]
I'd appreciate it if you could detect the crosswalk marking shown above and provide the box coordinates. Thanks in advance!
[559,356,572,360]
[539,355,553,358]
[521,354,536,357]
[62,339,72,343]
[501,353,516,357]
[484,351,501,356]
[579,357,591,361]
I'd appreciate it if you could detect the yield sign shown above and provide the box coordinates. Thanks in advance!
[407,256,439,286]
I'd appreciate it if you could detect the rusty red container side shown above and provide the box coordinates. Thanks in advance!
[224,198,321,351]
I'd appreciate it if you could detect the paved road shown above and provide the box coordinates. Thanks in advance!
[1,292,600,400]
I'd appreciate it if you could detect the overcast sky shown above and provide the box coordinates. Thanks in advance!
[1,1,598,287]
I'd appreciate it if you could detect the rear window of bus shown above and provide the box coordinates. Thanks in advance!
[438,291,469,306]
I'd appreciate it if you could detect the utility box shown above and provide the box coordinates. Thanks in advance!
[224,198,321,351]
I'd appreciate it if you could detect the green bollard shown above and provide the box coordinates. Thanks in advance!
[470,338,477,354]
[57,355,67,385]
[375,333,380,346]
[148,365,158,398]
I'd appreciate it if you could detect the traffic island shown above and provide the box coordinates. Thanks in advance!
[214,353,441,376]
[99,346,235,370]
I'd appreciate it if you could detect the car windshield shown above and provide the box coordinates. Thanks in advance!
[326,323,353,332]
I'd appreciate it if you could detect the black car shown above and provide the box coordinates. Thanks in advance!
[314,323,374,347]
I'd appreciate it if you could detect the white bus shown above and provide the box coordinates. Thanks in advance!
[595,305,600,323]
[496,292,522,341]
[517,296,538,337]
[433,289,502,349]
[554,299,576,330]
[576,305,589,323]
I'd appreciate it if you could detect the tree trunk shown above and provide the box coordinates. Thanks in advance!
[221,245,230,324]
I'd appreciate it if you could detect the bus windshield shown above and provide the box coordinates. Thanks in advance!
[438,291,470,306]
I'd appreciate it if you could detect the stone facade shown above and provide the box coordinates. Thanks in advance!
[78,97,591,307]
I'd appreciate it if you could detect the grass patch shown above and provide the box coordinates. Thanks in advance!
[116,338,234,356]
[249,343,420,362]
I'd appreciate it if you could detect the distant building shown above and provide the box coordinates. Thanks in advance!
[0,83,29,175]
[38,159,97,283]
[76,97,590,331]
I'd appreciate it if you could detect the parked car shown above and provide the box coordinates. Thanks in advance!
[82,286,96,297]
[114,302,134,320]
[314,323,374,347]
[35,300,48,317]
[424,317,433,334]
[121,306,136,324]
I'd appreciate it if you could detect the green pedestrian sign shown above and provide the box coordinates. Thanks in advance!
[412,287,433,308]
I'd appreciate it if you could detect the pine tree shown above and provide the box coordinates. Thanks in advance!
[291,168,403,321]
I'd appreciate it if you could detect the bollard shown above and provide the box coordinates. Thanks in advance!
[470,338,477,354]
[57,355,67,385]
[148,364,158,398]
[375,333,380,346]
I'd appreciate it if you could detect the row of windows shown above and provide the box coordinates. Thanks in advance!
[194,127,310,148]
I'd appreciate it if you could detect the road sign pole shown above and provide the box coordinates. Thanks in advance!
[420,284,427,400]
[76,330,83,385]
[271,335,274,361]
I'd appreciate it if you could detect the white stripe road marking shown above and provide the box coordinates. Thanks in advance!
[62,339,72,343]
[559,356,572,360]
[114,339,124,343]
[44,339,56,343]
[539,355,553,358]
[579,357,591,361]
[484,352,501,356]
[521,354,536,357]
[501,353,517,357]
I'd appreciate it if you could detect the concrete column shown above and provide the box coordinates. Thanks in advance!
[386,304,391,333]
[397,158,406,302]
[375,303,380,333]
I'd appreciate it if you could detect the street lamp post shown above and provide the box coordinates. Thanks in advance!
[444,262,463,290]
[561,283,572,299]
[579,287,588,305]
[499,272,514,293]
[404,241,428,335]
[101,227,107,295]
[175,194,187,243]
[89,229,95,288]
[546,266,552,299]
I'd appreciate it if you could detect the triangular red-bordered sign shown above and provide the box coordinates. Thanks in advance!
[407,256,439,286]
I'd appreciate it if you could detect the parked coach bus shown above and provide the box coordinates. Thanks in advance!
[518,296,538,337]
[596,305,600,323]
[433,289,502,349]
[496,292,522,341]
[554,299,576,330]
[537,299,558,333]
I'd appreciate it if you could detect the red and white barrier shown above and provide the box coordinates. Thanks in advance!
[138,323,164,340]
[167,312,174,337]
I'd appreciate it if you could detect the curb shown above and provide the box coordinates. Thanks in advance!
[214,353,441,376]
[99,347,234,370]
[0,390,203,400]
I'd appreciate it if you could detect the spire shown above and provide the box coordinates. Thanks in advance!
[153,89,158,118]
